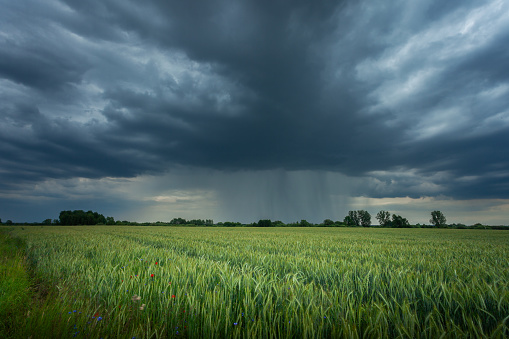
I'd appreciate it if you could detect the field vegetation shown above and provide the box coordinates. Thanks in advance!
[1,226,508,338]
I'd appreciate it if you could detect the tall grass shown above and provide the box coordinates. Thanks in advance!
[0,230,31,337]
[3,226,509,338]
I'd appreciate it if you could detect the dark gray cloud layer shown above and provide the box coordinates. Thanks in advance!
[1,0,509,204]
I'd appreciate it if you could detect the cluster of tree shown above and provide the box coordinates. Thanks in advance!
[0,218,13,225]
[256,219,273,227]
[58,210,114,226]
[169,218,214,225]
[375,211,410,228]
[343,210,372,227]
[216,221,243,227]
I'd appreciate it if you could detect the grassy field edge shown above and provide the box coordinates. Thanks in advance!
[0,228,32,337]
[0,229,103,338]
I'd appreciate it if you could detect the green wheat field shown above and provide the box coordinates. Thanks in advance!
[1,226,509,338]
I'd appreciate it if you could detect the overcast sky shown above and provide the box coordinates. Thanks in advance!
[1,0,509,224]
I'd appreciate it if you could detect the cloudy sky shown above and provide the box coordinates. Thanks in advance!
[1,0,509,225]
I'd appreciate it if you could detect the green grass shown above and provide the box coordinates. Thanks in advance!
[2,226,509,338]
[0,230,31,337]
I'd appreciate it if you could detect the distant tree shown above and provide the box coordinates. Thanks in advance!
[272,220,285,227]
[92,211,106,224]
[344,213,358,226]
[391,214,410,228]
[349,211,360,226]
[344,211,369,226]
[450,223,466,229]
[323,219,335,226]
[106,216,115,225]
[190,219,213,225]
[300,219,312,227]
[0,218,2,224]
[42,219,52,225]
[59,210,107,225]
[170,218,187,225]
[53,219,60,225]
[358,210,371,227]
[223,221,242,227]
[430,211,447,228]
[257,219,272,227]
[344,211,360,226]
[376,210,392,227]
[343,215,352,226]
[472,223,486,229]
[6,220,13,225]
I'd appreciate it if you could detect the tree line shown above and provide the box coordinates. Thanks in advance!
[1,210,507,229]
[58,210,115,226]
[0,213,214,227]
[253,210,439,228]
[341,209,447,228]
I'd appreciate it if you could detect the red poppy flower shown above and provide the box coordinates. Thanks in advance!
[155,262,158,265]
[94,312,100,317]
[171,295,176,298]
[151,274,154,277]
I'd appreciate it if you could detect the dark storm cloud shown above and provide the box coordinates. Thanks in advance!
[85,0,391,172]
[1,0,509,202]
[0,42,87,91]
[0,100,152,191]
